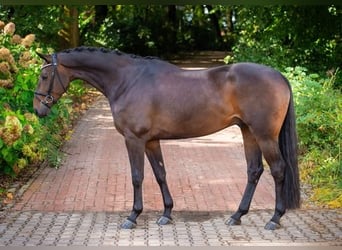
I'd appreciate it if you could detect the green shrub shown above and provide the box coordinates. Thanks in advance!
[284,66,341,207]
[0,21,86,176]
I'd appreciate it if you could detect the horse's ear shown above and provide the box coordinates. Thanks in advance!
[36,51,51,63]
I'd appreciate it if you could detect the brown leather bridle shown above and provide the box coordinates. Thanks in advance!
[34,53,66,109]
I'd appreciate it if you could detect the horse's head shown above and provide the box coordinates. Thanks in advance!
[33,52,70,117]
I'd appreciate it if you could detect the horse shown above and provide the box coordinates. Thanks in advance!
[33,46,300,230]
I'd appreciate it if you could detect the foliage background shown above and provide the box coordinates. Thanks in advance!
[0,5,341,207]
[0,21,95,179]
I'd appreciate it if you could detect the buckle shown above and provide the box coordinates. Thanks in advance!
[43,95,54,104]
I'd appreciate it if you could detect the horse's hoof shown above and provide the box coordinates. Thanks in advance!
[157,216,173,225]
[121,219,137,229]
[226,217,241,226]
[264,220,281,230]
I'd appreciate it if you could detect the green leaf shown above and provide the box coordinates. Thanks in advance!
[1,147,16,165]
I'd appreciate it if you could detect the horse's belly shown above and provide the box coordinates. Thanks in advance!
[151,111,237,140]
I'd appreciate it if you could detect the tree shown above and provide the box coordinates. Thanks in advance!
[231,5,341,77]
[1,4,340,78]
[59,6,80,49]
[0,5,76,50]
[0,6,62,48]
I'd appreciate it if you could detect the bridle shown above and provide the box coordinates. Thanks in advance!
[34,53,67,109]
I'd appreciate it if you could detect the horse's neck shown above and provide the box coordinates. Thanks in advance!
[60,52,130,96]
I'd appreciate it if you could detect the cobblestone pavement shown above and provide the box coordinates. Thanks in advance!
[0,62,341,246]
[0,210,341,246]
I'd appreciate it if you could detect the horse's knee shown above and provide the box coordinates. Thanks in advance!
[247,165,264,183]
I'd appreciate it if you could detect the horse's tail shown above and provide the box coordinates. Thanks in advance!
[279,77,301,209]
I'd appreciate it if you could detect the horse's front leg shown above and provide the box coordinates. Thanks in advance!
[145,140,174,225]
[121,137,145,229]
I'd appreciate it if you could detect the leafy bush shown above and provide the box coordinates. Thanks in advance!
[228,6,341,88]
[284,66,341,207]
[0,21,88,176]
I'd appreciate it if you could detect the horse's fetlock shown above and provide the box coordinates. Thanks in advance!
[165,202,174,210]
[238,208,249,216]
[276,208,285,217]
[133,207,143,216]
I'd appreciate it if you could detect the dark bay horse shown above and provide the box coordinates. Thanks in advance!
[33,47,300,230]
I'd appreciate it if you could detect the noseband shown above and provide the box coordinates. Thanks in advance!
[34,53,67,109]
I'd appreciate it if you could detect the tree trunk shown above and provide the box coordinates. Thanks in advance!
[166,5,177,53]
[59,6,79,49]
[69,7,79,47]
[206,5,223,45]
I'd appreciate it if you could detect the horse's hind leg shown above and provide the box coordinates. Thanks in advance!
[258,139,286,230]
[145,140,174,225]
[227,124,264,226]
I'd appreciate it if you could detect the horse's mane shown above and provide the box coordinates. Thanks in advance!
[60,46,158,60]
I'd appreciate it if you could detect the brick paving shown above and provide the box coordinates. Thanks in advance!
[0,60,341,246]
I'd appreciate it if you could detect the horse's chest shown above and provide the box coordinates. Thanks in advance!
[112,103,152,139]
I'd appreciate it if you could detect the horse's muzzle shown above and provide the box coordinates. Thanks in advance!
[34,103,50,118]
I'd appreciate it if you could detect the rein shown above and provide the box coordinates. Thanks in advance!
[34,53,67,109]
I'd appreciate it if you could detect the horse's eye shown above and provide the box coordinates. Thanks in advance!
[41,75,48,80]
